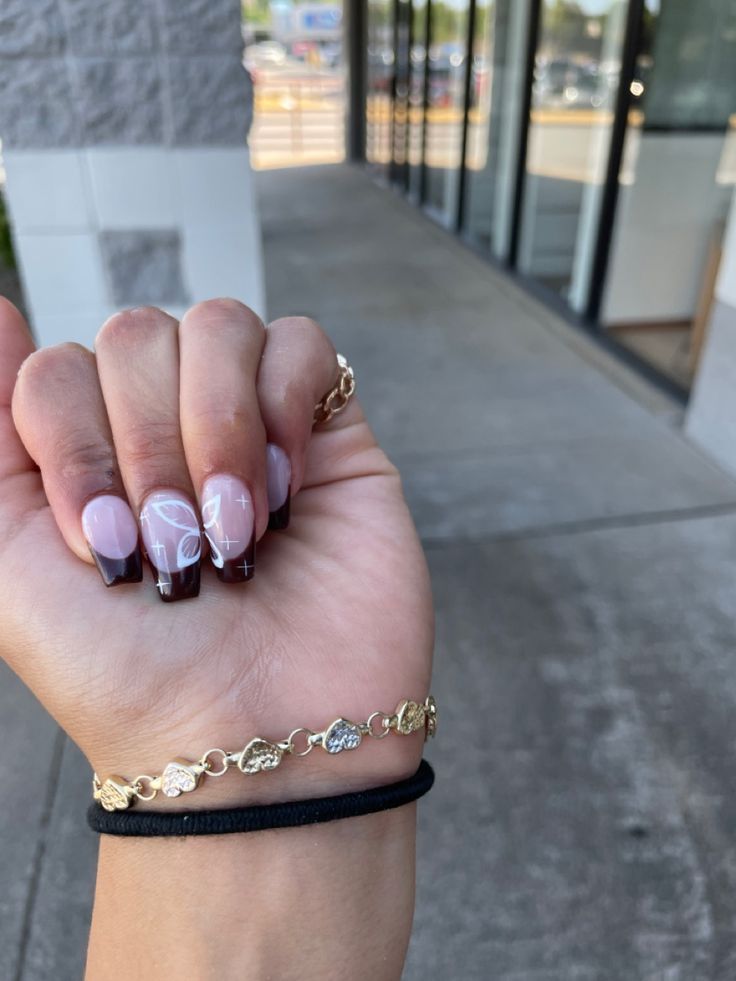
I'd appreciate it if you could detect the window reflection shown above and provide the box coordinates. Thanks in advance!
[424,1,470,227]
[391,0,412,186]
[408,0,429,200]
[366,0,394,171]
[518,0,627,303]
[604,0,736,391]
[461,0,495,247]
[462,0,532,258]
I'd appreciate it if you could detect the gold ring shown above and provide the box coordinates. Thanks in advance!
[313,354,355,426]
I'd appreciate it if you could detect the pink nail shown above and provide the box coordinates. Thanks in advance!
[140,489,201,602]
[82,495,142,586]
[201,475,255,583]
[266,444,291,530]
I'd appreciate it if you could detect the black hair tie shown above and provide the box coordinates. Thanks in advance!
[88,759,435,837]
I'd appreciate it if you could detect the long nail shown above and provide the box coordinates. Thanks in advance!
[201,475,255,583]
[266,444,291,531]
[139,490,201,602]
[82,495,142,587]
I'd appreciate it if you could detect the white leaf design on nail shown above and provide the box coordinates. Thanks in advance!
[177,531,201,569]
[201,494,221,530]
[151,499,199,531]
[204,531,224,569]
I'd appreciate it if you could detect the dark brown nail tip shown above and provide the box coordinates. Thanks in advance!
[152,564,200,602]
[90,547,143,587]
[216,533,256,584]
[268,491,290,531]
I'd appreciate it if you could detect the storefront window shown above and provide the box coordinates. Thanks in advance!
[460,0,496,247]
[424,0,471,227]
[517,0,628,305]
[391,0,413,187]
[603,0,736,390]
[361,0,736,398]
[366,0,394,174]
[461,0,532,259]
[408,0,429,201]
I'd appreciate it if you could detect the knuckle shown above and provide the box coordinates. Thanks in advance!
[55,431,116,483]
[182,298,264,334]
[187,403,253,438]
[120,419,183,473]
[267,317,336,365]
[268,315,323,337]
[17,342,92,390]
[96,307,175,352]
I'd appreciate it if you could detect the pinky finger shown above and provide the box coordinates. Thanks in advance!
[258,317,341,530]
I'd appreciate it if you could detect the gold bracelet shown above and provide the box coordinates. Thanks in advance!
[93,695,437,812]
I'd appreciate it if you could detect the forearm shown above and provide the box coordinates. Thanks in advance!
[86,804,417,980]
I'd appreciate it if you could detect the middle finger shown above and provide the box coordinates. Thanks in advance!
[179,299,267,584]
[95,307,202,603]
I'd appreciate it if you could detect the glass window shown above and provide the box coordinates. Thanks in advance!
[424,0,471,227]
[366,0,395,176]
[461,0,496,247]
[461,0,531,258]
[516,0,628,305]
[602,0,736,391]
[407,0,429,200]
[391,0,413,187]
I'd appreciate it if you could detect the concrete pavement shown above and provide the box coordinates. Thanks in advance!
[4,163,736,979]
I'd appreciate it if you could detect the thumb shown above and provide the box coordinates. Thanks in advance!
[0,297,39,497]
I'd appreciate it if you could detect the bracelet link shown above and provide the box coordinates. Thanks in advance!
[92,694,437,812]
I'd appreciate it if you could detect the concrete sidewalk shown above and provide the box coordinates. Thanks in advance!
[4,164,736,979]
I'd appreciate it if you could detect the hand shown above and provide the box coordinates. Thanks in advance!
[0,298,434,805]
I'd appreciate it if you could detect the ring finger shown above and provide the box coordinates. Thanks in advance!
[178,299,267,584]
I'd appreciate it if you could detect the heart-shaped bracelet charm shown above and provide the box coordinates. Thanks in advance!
[323,719,362,754]
[396,699,426,735]
[238,738,284,774]
[97,777,134,812]
[161,760,200,797]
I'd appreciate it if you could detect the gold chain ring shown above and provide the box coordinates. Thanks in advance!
[313,354,356,426]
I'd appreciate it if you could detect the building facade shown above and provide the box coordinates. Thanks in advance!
[0,0,264,349]
[357,0,736,407]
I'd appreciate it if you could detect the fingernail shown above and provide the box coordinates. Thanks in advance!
[266,444,291,531]
[82,495,142,587]
[139,490,201,602]
[201,475,255,583]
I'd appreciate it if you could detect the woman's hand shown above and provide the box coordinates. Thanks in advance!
[0,297,433,803]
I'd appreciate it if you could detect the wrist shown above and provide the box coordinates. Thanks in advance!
[87,799,418,980]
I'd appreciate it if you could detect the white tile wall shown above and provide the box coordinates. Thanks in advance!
[175,148,265,317]
[2,150,94,233]
[14,232,108,320]
[4,145,265,346]
[85,148,177,229]
[31,309,113,350]
[174,147,253,226]
[180,219,265,318]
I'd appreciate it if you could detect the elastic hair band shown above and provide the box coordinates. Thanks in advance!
[88,759,435,837]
